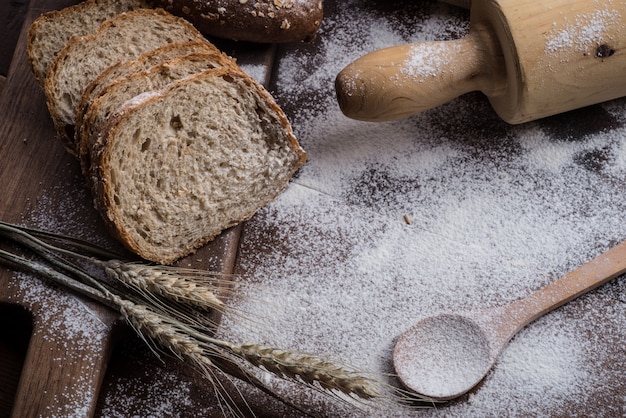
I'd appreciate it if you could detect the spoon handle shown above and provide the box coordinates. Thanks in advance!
[498,240,626,340]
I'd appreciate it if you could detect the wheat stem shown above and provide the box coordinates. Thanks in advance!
[0,220,118,261]
[0,248,114,307]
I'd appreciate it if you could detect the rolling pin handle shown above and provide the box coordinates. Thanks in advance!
[335,30,503,122]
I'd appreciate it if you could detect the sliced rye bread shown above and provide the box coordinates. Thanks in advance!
[44,8,207,152]
[90,68,307,264]
[27,0,150,88]
[78,51,239,183]
[75,40,229,151]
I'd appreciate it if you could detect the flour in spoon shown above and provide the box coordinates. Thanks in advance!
[394,315,492,400]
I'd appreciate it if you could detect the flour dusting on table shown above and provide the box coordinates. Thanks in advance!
[8,273,112,417]
[218,1,626,416]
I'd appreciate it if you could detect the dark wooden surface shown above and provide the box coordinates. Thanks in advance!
[0,0,29,77]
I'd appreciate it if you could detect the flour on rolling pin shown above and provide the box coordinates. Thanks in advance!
[402,41,466,79]
[544,7,621,55]
[336,0,626,124]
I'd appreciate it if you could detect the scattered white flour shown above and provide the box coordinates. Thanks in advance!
[8,272,112,417]
[97,368,221,417]
[217,1,626,416]
[8,1,626,416]
[6,163,117,416]
[239,63,268,84]
[25,165,110,244]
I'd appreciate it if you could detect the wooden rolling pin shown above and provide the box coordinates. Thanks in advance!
[335,0,626,123]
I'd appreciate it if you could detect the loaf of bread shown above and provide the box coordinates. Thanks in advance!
[150,0,324,43]
[27,0,323,87]
[28,5,306,264]
[78,51,238,183]
[90,68,306,264]
[27,0,150,88]
[44,8,208,151]
[75,40,229,152]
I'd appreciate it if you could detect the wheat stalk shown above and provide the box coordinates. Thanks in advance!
[227,342,383,400]
[0,220,426,415]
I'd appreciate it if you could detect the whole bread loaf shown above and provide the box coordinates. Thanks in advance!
[150,0,324,43]
[90,68,306,264]
[27,0,150,88]
[44,8,208,151]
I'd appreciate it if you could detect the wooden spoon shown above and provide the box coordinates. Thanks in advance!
[393,239,626,401]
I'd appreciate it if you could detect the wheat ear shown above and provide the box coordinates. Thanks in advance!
[101,260,227,312]
[113,295,210,360]
[0,221,427,414]
[230,343,383,401]
[107,293,317,416]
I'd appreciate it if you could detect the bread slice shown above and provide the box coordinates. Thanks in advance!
[78,51,238,183]
[44,8,207,151]
[90,68,307,264]
[75,40,228,151]
[27,0,150,88]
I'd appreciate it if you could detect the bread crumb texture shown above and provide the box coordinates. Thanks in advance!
[45,9,204,133]
[99,70,304,264]
[30,4,304,264]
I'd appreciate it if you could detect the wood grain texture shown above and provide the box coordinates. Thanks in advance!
[0,3,127,416]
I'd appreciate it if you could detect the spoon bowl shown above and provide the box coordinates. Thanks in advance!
[393,239,626,400]
[394,314,492,400]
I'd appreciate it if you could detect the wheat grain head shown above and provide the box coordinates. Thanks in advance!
[103,260,227,312]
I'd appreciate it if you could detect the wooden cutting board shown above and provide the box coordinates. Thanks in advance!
[0,1,275,416]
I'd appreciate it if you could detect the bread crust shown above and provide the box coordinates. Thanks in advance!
[44,8,206,154]
[150,0,324,43]
[27,0,150,88]
[90,68,306,264]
